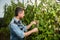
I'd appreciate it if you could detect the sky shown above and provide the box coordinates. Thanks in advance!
[0,0,11,18]
[0,0,40,18]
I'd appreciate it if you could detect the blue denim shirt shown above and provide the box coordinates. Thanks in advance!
[9,17,27,40]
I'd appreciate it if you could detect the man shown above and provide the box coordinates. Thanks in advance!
[9,7,38,40]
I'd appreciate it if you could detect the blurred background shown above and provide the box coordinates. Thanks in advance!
[0,0,60,40]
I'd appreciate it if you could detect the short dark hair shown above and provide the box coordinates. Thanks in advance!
[15,7,24,16]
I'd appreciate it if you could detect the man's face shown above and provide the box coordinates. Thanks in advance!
[18,10,24,19]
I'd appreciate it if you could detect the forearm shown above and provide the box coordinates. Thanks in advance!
[24,30,33,37]
[27,23,33,29]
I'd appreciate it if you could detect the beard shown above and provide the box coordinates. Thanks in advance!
[19,16,24,19]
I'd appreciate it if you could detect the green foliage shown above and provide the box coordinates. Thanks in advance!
[1,0,60,40]
[23,0,60,40]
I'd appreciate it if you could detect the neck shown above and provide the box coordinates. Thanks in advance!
[15,16,20,20]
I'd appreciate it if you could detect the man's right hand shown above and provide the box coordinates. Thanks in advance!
[32,28,38,33]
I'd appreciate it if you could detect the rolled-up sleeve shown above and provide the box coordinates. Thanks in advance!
[10,23,24,38]
[24,26,27,32]
[21,23,27,32]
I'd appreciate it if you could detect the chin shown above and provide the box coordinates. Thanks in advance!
[20,17,23,19]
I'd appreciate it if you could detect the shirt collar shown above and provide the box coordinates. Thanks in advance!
[14,17,20,22]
